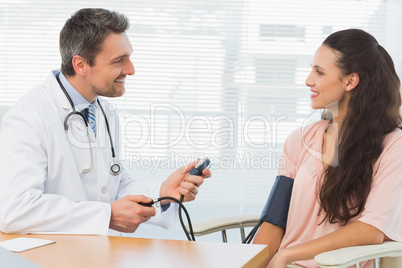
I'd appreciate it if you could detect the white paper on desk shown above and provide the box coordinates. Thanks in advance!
[0,237,55,252]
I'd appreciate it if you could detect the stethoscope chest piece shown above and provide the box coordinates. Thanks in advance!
[110,159,122,175]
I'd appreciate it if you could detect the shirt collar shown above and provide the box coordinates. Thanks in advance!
[58,71,92,112]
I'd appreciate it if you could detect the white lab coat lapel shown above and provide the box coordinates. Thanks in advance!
[96,99,119,202]
[42,72,89,200]
[46,72,101,200]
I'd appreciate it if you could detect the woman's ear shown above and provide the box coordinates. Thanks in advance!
[71,55,88,76]
[345,73,359,92]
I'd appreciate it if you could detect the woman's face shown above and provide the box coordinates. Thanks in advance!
[305,45,350,115]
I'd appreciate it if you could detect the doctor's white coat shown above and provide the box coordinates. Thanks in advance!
[0,71,177,235]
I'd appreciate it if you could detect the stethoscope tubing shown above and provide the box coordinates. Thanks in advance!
[56,72,122,175]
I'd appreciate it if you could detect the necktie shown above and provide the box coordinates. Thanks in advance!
[87,101,97,136]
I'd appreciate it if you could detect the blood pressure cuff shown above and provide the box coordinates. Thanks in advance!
[259,175,294,229]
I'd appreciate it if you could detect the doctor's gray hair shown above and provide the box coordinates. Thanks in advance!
[60,8,130,76]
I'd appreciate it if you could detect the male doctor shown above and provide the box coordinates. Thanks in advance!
[0,8,210,235]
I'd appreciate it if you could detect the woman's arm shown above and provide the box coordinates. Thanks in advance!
[268,221,384,268]
[253,221,285,267]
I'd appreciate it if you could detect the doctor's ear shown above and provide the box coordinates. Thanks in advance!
[345,73,359,92]
[71,55,88,76]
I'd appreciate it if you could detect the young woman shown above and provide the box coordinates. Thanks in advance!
[253,29,402,268]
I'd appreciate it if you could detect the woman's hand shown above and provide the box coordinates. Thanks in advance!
[267,250,289,268]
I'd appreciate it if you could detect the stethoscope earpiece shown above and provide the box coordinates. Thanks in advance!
[79,166,92,175]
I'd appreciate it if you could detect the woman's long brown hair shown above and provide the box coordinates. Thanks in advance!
[319,29,401,224]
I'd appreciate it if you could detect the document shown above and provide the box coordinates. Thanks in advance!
[0,237,55,252]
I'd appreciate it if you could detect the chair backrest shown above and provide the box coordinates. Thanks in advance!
[188,214,260,243]
[315,241,402,268]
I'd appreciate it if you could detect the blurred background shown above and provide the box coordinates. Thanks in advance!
[1,0,401,242]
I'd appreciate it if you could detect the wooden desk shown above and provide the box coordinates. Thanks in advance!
[0,233,268,268]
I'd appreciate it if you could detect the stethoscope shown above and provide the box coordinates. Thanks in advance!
[56,73,122,176]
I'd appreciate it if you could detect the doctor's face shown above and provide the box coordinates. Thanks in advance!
[86,32,135,99]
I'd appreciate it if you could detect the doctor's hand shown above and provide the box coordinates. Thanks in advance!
[109,195,156,233]
[159,159,211,203]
